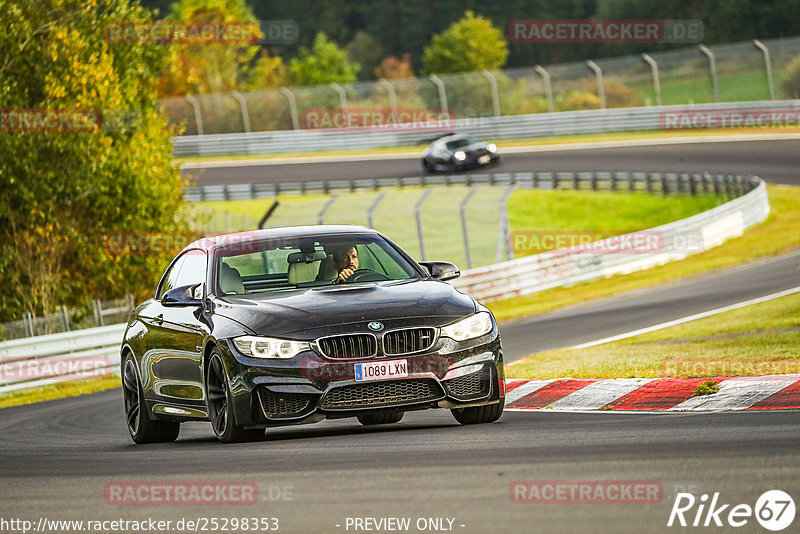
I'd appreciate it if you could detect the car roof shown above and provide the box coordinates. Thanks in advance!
[183,225,380,253]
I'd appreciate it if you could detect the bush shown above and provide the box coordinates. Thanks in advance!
[603,81,643,108]
[557,91,602,111]
[780,55,800,99]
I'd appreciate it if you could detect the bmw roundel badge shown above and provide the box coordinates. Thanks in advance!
[368,321,384,331]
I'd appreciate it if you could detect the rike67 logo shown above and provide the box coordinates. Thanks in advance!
[668,490,795,531]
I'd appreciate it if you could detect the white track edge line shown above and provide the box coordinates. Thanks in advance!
[570,285,800,349]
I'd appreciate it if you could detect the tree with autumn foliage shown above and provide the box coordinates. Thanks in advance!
[0,0,189,323]
[374,54,414,79]
[157,0,288,97]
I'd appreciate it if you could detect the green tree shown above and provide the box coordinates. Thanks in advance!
[422,10,509,74]
[290,32,360,85]
[0,0,188,322]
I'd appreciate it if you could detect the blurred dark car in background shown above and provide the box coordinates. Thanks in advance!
[421,133,500,173]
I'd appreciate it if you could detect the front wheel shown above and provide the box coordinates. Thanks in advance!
[357,412,404,425]
[122,354,180,444]
[451,401,504,425]
[206,351,264,443]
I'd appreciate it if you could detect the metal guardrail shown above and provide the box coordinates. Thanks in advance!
[0,172,768,395]
[0,324,124,394]
[184,168,756,202]
[451,175,769,302]
[173,100,800,157]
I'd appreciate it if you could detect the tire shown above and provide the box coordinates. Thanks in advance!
[122,354,180,444]
[206,351,264,443]
[451,400,504,425]
[422,159,434,173]
[357,412,404,425]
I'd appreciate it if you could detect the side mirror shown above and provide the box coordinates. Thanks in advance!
[162,284,202,307]
[420,261,460,281]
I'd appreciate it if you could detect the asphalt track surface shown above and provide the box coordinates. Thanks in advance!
[185,138,800,187]
[2,139,799,533]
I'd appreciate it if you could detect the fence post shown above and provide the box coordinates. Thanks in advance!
[533,65,554,112]
[415,188,434,261]
[317,195,338,225]
[429,75,449,113]
[330,83,348,116]
[482,70,501,117]
[185,95,204,135]
[379,79,399,116]
[231,91,251,133]
[698,45,720,103]
[23,312,34,337]
[459,188,478,269]
[496,186,516,263]
[93,299,104,327]
[641,53,662,106]
[279,87,300,130]
[60,305,70,332]
[753,40,776,100]
[367,192,386,229]
[585,60,606,109]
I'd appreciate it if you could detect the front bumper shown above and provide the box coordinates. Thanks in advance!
[220,332,504,426]
[453,150,500,170]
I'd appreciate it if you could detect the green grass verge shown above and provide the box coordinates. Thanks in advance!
[0,375,121,409]
[507,291,800,380]
[194,188,720,269]
[489,184,800,321]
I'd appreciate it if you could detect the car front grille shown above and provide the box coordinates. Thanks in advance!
[321,379,443,410]
[317,334,377,359]
[383,327,436,355]
[257,388,314,418]
[444,367,491,401]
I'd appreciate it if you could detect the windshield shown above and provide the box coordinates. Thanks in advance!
[213,233,419,295]
[445,138,480,150]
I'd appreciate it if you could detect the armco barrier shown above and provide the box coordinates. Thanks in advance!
[173,100,800,157]
[0,324,124,394]
[184,169,755,201]
[0,173,769,394]
[451,176,768,302]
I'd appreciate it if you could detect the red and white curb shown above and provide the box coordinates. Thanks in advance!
[503,375,800,411]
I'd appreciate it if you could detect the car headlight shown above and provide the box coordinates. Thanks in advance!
[233,336,309,359]
[486,143,497,153]
[440,312,493,341]
[453,150,466,161]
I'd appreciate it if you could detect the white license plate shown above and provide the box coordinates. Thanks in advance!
[478,154,491,164]
[354,359,408,382]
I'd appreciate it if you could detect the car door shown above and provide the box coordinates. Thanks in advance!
[144,249,210,404]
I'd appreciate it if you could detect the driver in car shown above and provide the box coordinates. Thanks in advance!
[333,244,359,283]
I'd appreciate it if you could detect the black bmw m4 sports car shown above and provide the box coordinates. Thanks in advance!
[121,226,505,443]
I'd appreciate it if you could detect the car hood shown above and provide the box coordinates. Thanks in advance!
[212,280,477,338]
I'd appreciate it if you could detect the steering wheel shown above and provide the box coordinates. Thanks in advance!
[342,268,390,283]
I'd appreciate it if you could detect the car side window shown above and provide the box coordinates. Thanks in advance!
[156,255,187,300]
[173,250,207,299]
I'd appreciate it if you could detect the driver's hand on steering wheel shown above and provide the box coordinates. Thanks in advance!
[336,267,355,283]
